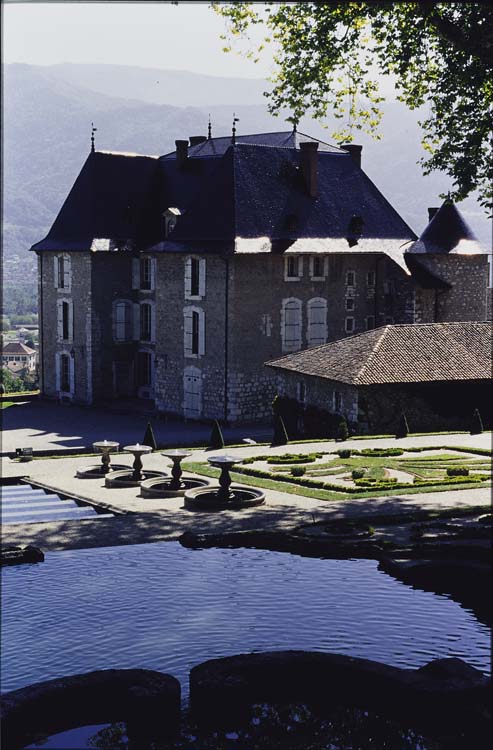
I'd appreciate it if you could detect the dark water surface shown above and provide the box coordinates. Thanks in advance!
[2,541,490,695]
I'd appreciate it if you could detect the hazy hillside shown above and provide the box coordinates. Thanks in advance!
[3,62,491,281]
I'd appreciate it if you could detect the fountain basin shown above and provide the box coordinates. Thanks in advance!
[76,464,129,479]
[105,470,167,488]
[184,485,265,511]
[140,476,212,498]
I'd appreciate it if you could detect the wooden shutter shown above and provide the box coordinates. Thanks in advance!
[183,307,193,356]
[150,258,156,291]
[54,256,59,288]
[55,352,61,390]
[63,256,71,291]
[184,257,192,298]
[69,355,75,394]
[198,258,206,297]
[57,300,64,340]
[307,298,327,346]
[132,258,140,290]
[68,301,74,342]
[198,310,205,355]
[132,303,140,340]
[282,299,302,352]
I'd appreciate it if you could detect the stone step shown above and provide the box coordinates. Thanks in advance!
[2,505,97,520]
[1,494,63,505]
[1,488,48,498]
[2,500,78,512]
[3,507,98,525]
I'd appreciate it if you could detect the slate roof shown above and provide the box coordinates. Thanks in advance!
[30,130,416,256]
[161,130,344,159]
[406,201,484,255]
[30,151,161,252]
[2,342,36,355]
[266,322,492,385]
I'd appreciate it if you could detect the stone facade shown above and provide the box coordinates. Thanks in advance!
[414,255,489,323]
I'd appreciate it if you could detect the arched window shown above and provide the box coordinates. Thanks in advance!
[281,298,302,352]
[307,298,327,346]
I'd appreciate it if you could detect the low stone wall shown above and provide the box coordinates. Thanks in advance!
[189,651,490,739]
[1,669,181,750]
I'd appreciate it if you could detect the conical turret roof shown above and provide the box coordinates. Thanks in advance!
[406,200,484,254]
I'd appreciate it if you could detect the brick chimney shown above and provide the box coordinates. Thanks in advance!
[300,141,318,198]
[175,140,188,168]
[428,207,439,222]
[341,144,362,168]
[189,135,207,147]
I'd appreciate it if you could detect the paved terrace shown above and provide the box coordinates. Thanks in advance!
[1,431,491,552]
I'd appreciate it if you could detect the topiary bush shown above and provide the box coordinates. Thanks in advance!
[470,408,484,435]
[291,466,306,477]
[142,421,158,450]
[336,417,349,442]
[351,468,366,480]
[360,448,404,457]
[395,412,409,439]
[268,453,317,464]
[209,420,225,450]
[337,449,352,458]
[446,467,469,477]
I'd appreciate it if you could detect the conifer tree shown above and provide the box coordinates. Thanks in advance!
[272,415,289,446]
[470,408,483,435]
[395,412,409,439]
[142,421,158,450]
[209,420,225,449]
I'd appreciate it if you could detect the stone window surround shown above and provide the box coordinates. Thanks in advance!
[184,305,205,358]
[307,297,328,347]
[54,253,72,292]
[284,255,303,281]
[345,316,355,333]
[309,255,328,280]
[184,256,206,300]
[56,298,73,343]
[139,301,155,343]
[345,270,356,287]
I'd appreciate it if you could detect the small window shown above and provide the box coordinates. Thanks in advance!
[346,270,355,287]
[366,316,375,330]
[285,256,302,281]
[184,306,205,357]
[191,258,200,297]
[367,271,376,287]
[335,391,343,412]
[345,298,355,311]
[345,317,355,333]
[60,354,70,392]
[310,256,325,279]
[140,303,152,341]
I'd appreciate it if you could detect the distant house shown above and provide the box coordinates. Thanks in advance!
[266,322,492,433]
[30,128,489,421]
[1,341,37,374]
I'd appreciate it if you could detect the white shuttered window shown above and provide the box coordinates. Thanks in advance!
[307,298,327,346]
[281,298,302,352]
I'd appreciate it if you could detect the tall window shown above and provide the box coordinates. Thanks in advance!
[55,254,71,290]
[345,298,355,311]
[185,257,206,299]
[60,354,70,392]
[140,303,152,341]
[346,270,355,287]
[57,299,73,342]
[281,298,302,352]
[310,256,326,279]
[307,298,327,346]
[184,306,205,357]
[140,257,152,290]
[113,300,131,341]
[345,317,355,333]
[191,258,200,297]
[367,271,376,287]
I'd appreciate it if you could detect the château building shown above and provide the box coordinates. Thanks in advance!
[30,129,489,423]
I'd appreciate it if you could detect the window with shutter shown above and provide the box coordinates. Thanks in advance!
[307,298,327,346]
[114,301,130,341]
[184,306,204,357]
[285,256,302,281]
[310,256,326,279]
[281,298,302,352]
[140,303,152,341]
[185,256,205,299]
[140,257,152,290]
[191,258,200,296]
[60,354,70,392]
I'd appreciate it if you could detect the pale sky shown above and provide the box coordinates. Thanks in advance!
[3,1,273,78]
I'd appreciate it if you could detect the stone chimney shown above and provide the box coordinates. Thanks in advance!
[341,144,362,168]
[189,135,207,147]
[300,141,318,198]
[175,140,189,168]
[428,207,440,222]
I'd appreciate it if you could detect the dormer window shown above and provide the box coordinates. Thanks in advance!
[164,207,181,237]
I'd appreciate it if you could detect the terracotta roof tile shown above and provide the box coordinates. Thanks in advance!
[266,322,492,385]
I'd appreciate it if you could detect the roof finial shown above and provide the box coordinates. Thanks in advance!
[91,122,97,153]
[208,114,212,140]
[232,113,240,145]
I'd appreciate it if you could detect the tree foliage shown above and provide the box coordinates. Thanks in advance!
[214,2,493,211]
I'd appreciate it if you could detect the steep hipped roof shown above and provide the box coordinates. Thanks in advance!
[154,143,415,254]
[2,342,36,355]
[30,151,160,252]
[406,201,484,255]
[266,322,492,385]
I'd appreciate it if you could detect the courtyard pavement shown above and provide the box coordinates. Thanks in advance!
[1,430,491,552]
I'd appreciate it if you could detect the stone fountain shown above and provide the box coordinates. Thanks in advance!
[76,440,128,479]
[140,450,211,498]
[105,443,166,488]
[184,455,265,510]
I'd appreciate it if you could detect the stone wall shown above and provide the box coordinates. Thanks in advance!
[414,255,489,322]
[272,370,359,425]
